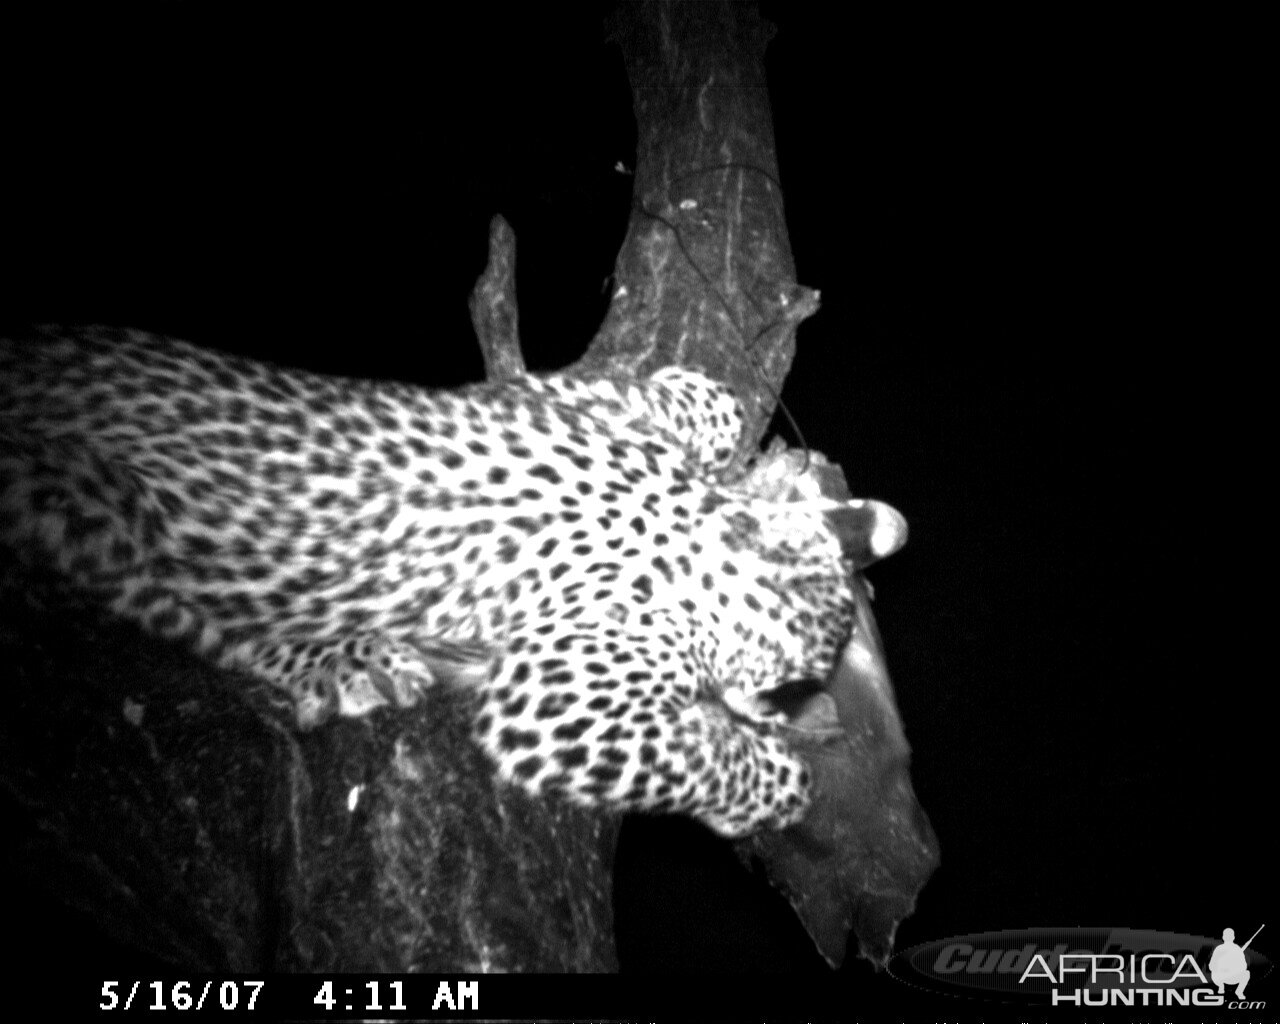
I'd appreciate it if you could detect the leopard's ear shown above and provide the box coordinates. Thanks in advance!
[825,499,908,568]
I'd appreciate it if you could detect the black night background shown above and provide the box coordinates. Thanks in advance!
[2,4,1269,1018]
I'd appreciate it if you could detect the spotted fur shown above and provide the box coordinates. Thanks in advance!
[0,325,906,837]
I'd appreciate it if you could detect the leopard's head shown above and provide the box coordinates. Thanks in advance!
[716,445,908,684]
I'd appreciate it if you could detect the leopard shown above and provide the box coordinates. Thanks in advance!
[0,324,907,838]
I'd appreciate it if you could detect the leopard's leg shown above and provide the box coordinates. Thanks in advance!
[0,429,164,593]
[0,430,222,648]
[474,622,811,837]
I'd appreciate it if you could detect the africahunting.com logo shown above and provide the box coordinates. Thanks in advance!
[890,925,1269,1008]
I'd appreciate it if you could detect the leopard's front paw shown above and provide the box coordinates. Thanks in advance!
[247,633,495,729]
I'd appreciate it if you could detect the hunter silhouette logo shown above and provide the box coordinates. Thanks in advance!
[1210,924,1263,999]
[891,925,1271,1008]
